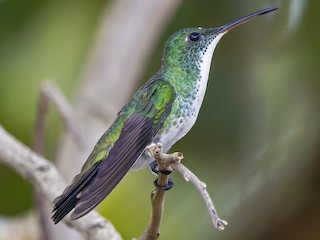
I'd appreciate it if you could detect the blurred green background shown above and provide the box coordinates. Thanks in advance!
[1,0,320,239]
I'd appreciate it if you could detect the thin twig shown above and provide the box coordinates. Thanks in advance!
[35,80,85,150]
[140,143,227,240]
[33,84,49,155]
[33,82,52,240]
[0,125,122,240]
[142,175,166,240]
[33,194,52,240]
[172,163,228,230]
[140,143,183,240]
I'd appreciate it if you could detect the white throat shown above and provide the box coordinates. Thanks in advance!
[197,33,226,105]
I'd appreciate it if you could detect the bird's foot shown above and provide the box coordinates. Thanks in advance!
[153,178,174,191]
[150,160,172,175]
[150,160,159,174]
[150,160,174,190]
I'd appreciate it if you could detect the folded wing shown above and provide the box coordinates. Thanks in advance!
[52,79,176,223]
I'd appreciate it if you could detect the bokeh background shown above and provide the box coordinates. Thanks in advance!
[1,0,320,239]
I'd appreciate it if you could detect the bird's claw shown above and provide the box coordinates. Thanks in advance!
[150,160,159,174]
[153,178,174,190]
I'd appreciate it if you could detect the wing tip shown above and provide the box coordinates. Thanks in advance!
[51,196,78,224]
[51,163,101,224]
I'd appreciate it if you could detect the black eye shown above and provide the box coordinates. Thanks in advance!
[189,32,200,41]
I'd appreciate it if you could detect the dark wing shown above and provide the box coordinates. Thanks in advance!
[70,112,155,219]
[52,162,100,223]
[52,79,176,223]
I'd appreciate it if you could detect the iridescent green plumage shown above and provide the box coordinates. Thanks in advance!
[82,78,176,171]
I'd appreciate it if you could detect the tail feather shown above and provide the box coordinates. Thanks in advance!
[52,163,100,224]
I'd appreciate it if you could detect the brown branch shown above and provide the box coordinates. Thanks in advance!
[140,143,183,240]
[0,125,122,240]
[140,143,227,239]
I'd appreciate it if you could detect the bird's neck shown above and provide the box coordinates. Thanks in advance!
[162,33,224,102]
[162,61,201,101]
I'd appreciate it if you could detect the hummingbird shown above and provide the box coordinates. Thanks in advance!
[52,7,277,223]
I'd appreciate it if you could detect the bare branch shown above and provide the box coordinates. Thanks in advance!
[140,143,227,239]
[172,163,228,230]
[33,193,52,240]
[140,176,166,240]
[140,144,182,240]
[0,125,122,240]
[34,80,85,152]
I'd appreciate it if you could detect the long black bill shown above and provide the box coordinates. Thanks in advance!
[217,7,278,34]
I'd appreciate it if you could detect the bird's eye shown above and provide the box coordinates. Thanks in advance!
[189,32,200,42]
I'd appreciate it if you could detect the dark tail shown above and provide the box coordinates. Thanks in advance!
[52,163,100,224]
